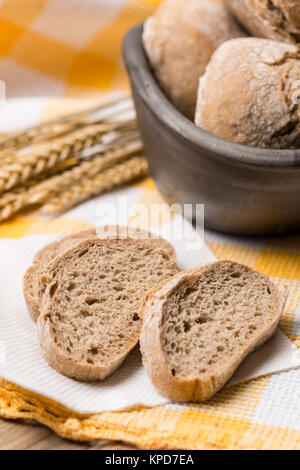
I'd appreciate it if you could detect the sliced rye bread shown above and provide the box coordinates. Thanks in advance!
[140,260,286,402]
[37,229,178,381]
[23,229,97,322]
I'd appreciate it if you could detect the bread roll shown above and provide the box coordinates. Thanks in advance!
[195,38,300,149]
[143,0,245,119]
[224,0,300,45]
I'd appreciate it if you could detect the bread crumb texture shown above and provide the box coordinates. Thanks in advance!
[162,262,281,378]
[23,229,97,322]
[38,236,178,381]
[141,261,284,402]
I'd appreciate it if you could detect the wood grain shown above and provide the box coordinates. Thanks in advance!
[0,418,137,450]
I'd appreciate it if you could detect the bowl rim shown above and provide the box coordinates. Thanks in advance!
[123,22,300,169]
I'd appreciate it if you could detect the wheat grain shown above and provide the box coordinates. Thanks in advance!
[0,94,143,221]
[0,156,79,209]
[0,93,131,152]
[0,122,77,156]
[0,120,136,193]
[27,141,142,203]
[41,156,148,214]
[0,193,29,222]
[0,142,143,221]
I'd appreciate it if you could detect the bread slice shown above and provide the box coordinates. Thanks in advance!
[140,260,285,402]
[23,229,97,322]
[37,229,178,381]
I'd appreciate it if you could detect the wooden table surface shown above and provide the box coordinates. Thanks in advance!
[0,418,136,450]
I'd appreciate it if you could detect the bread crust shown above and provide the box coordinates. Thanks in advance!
[143,0,245,119]
[140,261,286,402]
[23,265,40,321]
[37,226,178,382]
[195,37,300,149]
[224,0,300,44]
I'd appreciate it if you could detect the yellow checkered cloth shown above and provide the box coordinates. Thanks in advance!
[0,0,300,451]
[1,207,300,450]
[0,0,160,98]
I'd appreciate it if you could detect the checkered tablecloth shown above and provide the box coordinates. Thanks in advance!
[0,0,300,450]
[0,0,160,98]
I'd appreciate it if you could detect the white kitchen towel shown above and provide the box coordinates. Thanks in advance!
[0,215,300,414]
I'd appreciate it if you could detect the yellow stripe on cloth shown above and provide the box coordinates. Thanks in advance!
[66,2,145,92]
[0,0,161,96]
[0,216,36,238]
[208,242,260,268]
[0,18,24,56]
[1,379,300,450]
[67,51,118,90]
[9,31,76,81]
[0,0,49,28]
[254,251,300,281]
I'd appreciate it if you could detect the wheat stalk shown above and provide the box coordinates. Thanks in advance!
[41,156,148,215]
[0,93,131,153]
[0,156,79,209]
[0,142,143,221]
[0,122,74,155]
[0,120,136,193]
[25,141,142,203]
[0,95,144,221]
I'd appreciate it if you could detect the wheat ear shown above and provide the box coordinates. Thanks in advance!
[0,120,136,193]
[41,156,148,215]
[0,156,79,210]
[0,142,143,221]
[0,93,131,152]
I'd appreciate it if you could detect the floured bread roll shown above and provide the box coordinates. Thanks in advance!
[143,0,245,119]
[195,38,300,149]
[224,0,300,45]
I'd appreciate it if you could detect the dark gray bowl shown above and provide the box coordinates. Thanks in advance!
[123,23,300,236]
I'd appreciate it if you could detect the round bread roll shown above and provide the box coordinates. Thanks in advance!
[143,0,245,119]
[195,38,300,149]
[224,0,300,45]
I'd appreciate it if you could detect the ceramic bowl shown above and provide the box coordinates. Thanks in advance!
[123,23,300,236]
